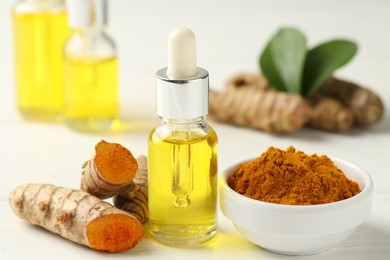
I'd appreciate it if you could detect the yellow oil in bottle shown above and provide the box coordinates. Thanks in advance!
[64,56,119,132]
[148,126,218,246]
[13,10,69,121]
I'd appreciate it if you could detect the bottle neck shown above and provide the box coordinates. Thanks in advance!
[161,116,205,125]
[14,0,66,12]
[157,116,210,139]
[25,0,64,3]
[161,117,206,126]
[67,0,108,29]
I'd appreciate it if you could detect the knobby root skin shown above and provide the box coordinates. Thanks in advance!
[209,88,312,133]
[225,73,270,92]
[320,77,384,126]
[81,140,138,199]
[209,72,311,133]
[210,72,383,133]
[9,183,144,253]
[308,94,354,132]
[114,156,149,224]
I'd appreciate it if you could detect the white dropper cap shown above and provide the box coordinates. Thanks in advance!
[167,28,198,79]
[67,0,107,29]
[156,27,209,120]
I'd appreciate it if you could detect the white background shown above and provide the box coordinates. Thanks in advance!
[1,0,390,259]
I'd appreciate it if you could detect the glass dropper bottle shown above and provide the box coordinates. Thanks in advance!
[12,0,69,121]
[148,27,218,246]
[64,0,120,133]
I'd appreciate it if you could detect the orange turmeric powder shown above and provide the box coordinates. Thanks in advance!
[228,146,361,205]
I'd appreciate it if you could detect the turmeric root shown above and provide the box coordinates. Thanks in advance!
[319,77,384,126]
[80,141,149,223]
[225,72,270,92]
[209,87,312,133]
[81,140,138,199]
[114,156,148,224]
[211,73,383,133]
[308,94,354,132]
[9,183,144,253]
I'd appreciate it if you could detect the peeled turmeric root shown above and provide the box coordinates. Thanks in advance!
[319,77,384,126]
[114,156,149,224]
[9,183,144,253]
[81,140,138,199]
[209,74,312,133]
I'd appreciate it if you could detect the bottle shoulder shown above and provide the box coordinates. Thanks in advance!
[149,120,217,144]
[64,30,116,60]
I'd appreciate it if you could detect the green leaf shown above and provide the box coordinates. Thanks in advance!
[302,40,358,96]
[259,27,307,93]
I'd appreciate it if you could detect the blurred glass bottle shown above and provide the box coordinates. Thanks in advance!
[64,0,119,133]
[12,0,69,121]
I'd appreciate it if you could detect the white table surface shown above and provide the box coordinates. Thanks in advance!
[1,0,390,259]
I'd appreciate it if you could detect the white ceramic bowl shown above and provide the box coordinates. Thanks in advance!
[219,157,373,255]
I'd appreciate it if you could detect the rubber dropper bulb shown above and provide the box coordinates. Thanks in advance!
[167,27,198,79]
